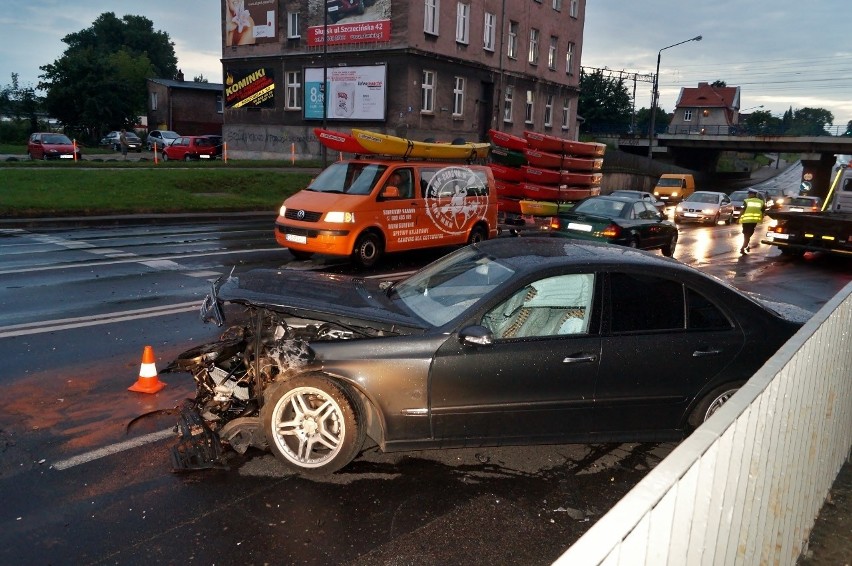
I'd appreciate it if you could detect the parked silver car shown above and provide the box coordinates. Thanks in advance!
[146,130,180,151]
[674,191,734,225]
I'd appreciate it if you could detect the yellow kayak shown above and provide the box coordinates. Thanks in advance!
[351,129,490,160]
[519,199,576,216]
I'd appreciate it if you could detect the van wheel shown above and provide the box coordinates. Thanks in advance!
[467,225,488,245]
[352,232,383,268]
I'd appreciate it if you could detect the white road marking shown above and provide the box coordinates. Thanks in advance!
[0,301,200,338]
[52,428,175,470]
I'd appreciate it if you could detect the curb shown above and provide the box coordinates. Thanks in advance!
[0,211,276,229]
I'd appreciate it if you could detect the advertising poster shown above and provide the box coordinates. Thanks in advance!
[225,0,277,46]
[225,68,275,108]
[304,65,386,121]
[306,19,391,47]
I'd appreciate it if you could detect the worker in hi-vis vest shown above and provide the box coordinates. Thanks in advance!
[739,189,766,255]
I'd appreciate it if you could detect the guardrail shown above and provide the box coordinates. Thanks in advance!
[555,281,852,566]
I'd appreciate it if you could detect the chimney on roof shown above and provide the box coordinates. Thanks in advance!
[698,82,709,87]
[176,69,184,81]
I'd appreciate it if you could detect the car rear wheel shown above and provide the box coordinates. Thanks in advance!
[352,232,383,268]
[627,237,639,249]
[687,381,745,430]
[662,232,678,257]
[262,374,365,476]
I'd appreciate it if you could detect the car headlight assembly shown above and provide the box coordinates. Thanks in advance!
[325,211,355,223]
[279,205,287,216]
[702,208,715,215]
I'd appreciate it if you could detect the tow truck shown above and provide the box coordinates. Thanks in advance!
[762,166,852,258]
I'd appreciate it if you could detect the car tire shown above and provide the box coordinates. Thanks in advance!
[352,232,383,268]
[184,154,192,162]
[627,237,639,249]
[467,225,488,245]
[710,213,720,225]
[161,152,169,162]
[289,250,314,261]
[687,381,745,430]
[262,374,365,476]
[662,232,678,257]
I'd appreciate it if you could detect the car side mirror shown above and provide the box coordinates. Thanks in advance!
[459,325,493,346]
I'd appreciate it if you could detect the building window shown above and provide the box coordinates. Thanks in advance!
[544,94,553,127]
[287,12,300,38]
[150,92,158,110]
[456,3,470,44]
[548,36,558,70]
[508,21,518,59]
[483,12,496,51]
[528,28,539,65]
[684,109,693,121]
[552,0,562,11]
[453,76,465,116]
[424,0,440,35]
[285,71,302,110]
[525,90,534,124]
[569,0,579,17]
[562,97,571,130]
[566,42,575,75]
[421,70,435,113]
[503,85,514,123]
[216,94,223,114]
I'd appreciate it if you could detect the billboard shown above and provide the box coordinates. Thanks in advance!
[225,68,275,108]
[225,0,277,46]
[304,65,386,121]
[306,19,391,47]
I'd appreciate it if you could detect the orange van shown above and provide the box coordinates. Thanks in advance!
[275,159,499,267]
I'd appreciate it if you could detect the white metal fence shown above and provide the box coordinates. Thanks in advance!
[555,281,852,566]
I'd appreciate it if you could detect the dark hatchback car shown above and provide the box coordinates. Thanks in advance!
[548,195,678,256]
[168,238,805,476]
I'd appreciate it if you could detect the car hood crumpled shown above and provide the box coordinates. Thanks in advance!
[215,268,427,331]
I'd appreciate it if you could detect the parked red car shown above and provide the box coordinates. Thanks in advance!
[161,136,218,161]
[27,132,81,160]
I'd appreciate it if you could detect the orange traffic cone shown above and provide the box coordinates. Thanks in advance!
[128,345,166,394]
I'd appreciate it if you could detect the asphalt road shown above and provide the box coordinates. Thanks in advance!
[0,185,849,564]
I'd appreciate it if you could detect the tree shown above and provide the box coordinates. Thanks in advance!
[577,69,633,133]
[0,73,43,142]
[634,106,671,137]
[37,12,178,140]
[742,110,782,135]
[710,80,727,88]
[193,74,209,83]
[786,107,835,136]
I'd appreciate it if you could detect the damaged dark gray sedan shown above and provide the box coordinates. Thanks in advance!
[169,238,805,476]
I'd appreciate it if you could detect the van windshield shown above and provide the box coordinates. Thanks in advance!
[656,178,684,187]
[306,162,387,195]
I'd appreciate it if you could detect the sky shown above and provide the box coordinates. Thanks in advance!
[1,1,850,129]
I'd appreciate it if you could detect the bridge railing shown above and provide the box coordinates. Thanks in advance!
[554,281,852,566]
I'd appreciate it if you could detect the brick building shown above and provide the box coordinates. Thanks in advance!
[220,0,586,159]
[146,77,225,136]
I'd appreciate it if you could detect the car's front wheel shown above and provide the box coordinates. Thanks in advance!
[184,154,192,162]
[687,381,745,430]
[262,374,365,476]
[161,152,169,161]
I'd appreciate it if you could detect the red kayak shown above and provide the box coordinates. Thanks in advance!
[562,156,603,171]
[522,182,561,201]
[524,131,607,157]
[522,165,562,185]
[561,172,602,186]
[497,197,524,214]
[495,179,525,199]
[561,186,601,200]
[489,129,528,151]
[489,163,525,182]
[523,148,563,169]
[314,128,370,154]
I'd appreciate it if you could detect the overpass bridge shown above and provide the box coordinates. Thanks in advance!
[610,130,852,197]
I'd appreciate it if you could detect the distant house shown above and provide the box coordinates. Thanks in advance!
[146,74,224,136]
[669,82,741,135]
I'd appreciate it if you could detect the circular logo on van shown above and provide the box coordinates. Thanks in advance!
[424,167,489,235]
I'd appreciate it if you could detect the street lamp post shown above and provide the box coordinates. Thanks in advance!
[647,35,702,159]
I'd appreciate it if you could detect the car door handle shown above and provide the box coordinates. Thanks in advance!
[563,354,597,363]
[692,348,722,357]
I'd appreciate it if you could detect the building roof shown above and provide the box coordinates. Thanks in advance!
[148,78,223,92]
[675,82,740,110]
